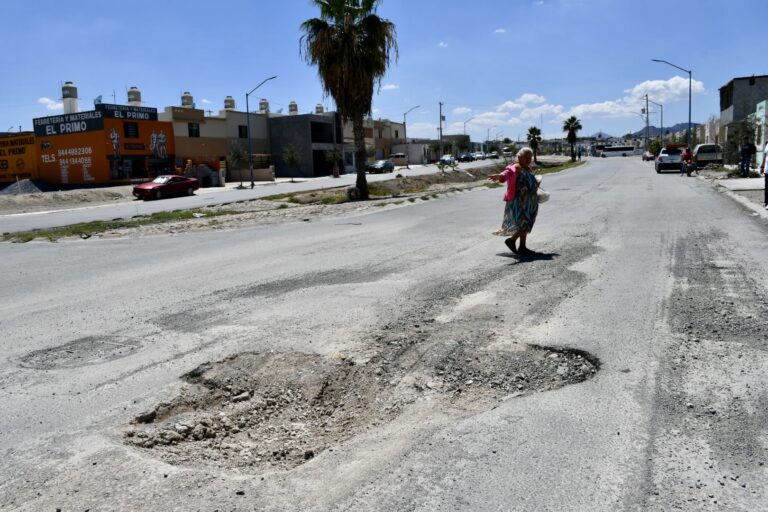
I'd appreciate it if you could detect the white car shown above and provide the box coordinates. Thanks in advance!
[439,154,456,165]
[655,148,682,173]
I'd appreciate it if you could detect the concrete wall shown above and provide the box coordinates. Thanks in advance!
[269,115,315,178]
[720,77,768,125]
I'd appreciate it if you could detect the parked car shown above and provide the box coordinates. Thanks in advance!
[458,153,475,162]
[654,148,682,173]
[366,159,394,173]
[642,151,655,161]
[133,175,200,200]
[693,143,723,168]
[473,152,486,160]
[488,151,500,159]
[439,154,456,165]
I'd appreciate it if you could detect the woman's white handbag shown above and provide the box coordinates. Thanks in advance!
[535,175,549,203]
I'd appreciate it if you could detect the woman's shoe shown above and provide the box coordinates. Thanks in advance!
[504,238,518,254]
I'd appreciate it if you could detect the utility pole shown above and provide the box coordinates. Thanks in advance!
[645,94,650,151]
[439,102,444,158]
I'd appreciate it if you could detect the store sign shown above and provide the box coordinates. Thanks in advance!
[33,111,103,136]
[33,104,159,137]
[96,103,158,121]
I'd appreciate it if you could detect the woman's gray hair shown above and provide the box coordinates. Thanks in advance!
[516,147,534,160]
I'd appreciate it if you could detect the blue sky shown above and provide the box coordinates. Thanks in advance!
[1,0,762,142]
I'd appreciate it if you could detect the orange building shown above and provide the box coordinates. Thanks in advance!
[33,103,175,185]
[0,133,38,184]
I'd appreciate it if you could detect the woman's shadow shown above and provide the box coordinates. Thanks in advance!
[497,250,559,263]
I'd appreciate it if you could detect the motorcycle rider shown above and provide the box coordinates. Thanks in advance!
[681,146,694,175]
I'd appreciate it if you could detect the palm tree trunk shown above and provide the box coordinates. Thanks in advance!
[352,115,369,200]
[570,143,575,162]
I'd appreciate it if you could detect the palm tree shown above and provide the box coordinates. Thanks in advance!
[301,0,398,200]
[562,116,583,162]
[527,126,542,163]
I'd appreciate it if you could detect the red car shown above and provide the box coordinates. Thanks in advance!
[133,175,199,200]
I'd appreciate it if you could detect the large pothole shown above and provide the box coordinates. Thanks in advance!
[124,345,598,471]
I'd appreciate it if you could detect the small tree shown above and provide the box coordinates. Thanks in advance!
[527,126,542,163]
[649,138,662,156]
[562,116,583,162]
[226,141,249,182]
[325,148,342,175]
[283,144,302,173]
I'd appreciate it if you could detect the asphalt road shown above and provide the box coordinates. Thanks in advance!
[0,158,498,233]
[2,157,768,510]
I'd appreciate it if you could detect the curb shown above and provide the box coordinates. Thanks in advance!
[702,175,768,219]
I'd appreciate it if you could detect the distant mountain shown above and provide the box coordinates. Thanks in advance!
[589,131,614,139]
[632,123,701,138]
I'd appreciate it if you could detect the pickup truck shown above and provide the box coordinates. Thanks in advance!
[655,147,682,173]
[692,143,723,167]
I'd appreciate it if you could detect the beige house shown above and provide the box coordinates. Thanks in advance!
[158,93,269,176]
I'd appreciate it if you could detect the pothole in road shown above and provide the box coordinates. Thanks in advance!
[19,336,142,369]
[124,345,599,472]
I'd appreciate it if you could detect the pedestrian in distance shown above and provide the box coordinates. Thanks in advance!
[489,147,539,255]
[740,136,756,178]
[760,139,768,208]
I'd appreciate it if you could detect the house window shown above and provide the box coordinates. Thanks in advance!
[188,122,200,138]
[238,125,248,138]
[395,130,399,139]
[378,129,383,138]
[123,122,139,139]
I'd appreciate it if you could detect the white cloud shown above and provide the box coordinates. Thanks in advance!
[201,98,212,105]
[533,0,544,4]
[494,28,507,34]
[38,97,62,111]
[496,93,547,112]
[562,76,705,121]
[372,108,381,114]
[381,84,399,91]
[624,76,705,103]
[452,106,472,116]
[438,41,448,48]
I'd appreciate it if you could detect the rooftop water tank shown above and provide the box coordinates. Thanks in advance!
[288,101,298,115]
[62,81,78,114]
[315,104,324,114]
[127,86,142,106]
[181,91,194,108]
[224,96,236,110]
[259,98,269,114]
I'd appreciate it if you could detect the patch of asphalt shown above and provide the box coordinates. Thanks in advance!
[18,336,142,370]
[123,235,603,476]
[643,230,768,509]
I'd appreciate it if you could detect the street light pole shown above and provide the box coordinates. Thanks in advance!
[463,117,474,136]
[243,75,277,189]
[652,59,692,146]
[403,105,419,168]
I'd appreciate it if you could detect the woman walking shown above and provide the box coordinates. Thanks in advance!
[489,147,539,255]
